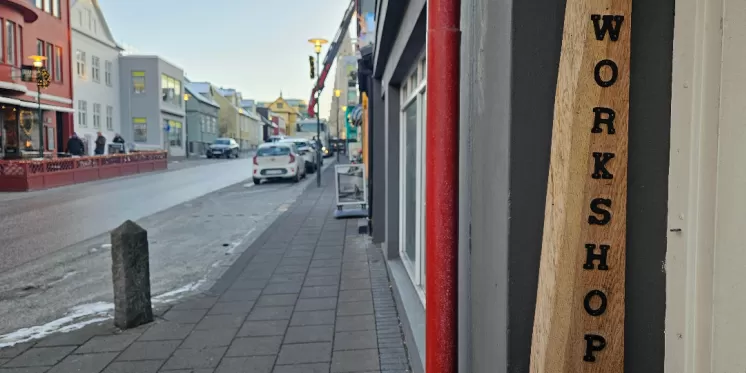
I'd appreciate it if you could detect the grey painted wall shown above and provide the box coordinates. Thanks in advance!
[371,80,386,244]
[466,0,673,372]
[186,98,219,146]
[119,56,160,146]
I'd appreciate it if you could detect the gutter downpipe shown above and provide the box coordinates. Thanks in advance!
[425,0,460,372]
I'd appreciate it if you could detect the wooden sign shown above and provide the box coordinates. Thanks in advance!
[529,0,631,372]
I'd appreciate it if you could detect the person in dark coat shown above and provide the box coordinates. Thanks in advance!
[94,132,106,155]
[66,132,85,156]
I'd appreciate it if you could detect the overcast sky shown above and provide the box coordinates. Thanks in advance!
[101,0,353,118]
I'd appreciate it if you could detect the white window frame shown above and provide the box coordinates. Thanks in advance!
[77,100,87,128]
[398,53,427,305]
[106,105,113,130]
[104,60,112,86]
[92,103,101,129]
[76,50,86,78]
[91,56,100,82]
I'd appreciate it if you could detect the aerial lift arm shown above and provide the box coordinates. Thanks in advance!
[307,0,357,117]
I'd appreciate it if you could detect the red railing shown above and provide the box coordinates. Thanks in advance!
[0,151,168,192]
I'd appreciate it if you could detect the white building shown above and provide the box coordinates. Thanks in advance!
[71,0,122,154]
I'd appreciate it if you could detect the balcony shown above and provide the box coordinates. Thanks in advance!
[0,0,40,23]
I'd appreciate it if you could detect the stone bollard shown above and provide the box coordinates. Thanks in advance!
[110,220,153,329]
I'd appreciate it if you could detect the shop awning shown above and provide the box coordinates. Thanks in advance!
[0,96,75,113]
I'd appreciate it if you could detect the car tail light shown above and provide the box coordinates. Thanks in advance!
[289,153,295,164]
[253,155,258,165]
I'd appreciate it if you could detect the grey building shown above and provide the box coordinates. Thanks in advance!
[185,82,220,155]
[118,55,186,158]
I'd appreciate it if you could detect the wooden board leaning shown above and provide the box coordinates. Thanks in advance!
[529,0,631,372]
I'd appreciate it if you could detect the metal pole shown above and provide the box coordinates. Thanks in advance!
[316,51,321,188]
[336,96,340,162]
[37,82,43,158]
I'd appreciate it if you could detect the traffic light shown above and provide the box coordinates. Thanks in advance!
[309,56,315,79]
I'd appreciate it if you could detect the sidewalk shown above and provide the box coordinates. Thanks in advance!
[0,166,411,373]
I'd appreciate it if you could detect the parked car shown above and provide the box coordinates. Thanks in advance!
[279,138,318,173]
[267,135,287,143]
[208,138,240,159]
[252,142,305,185]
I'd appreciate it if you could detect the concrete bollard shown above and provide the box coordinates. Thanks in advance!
[110,220,153,329]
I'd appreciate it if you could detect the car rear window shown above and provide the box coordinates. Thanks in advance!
[257,146,291,156]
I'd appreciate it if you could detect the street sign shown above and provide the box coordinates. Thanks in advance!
[20,65,34,82]
[530,0,631,372]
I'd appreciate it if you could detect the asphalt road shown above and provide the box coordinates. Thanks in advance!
[0,156,333,340]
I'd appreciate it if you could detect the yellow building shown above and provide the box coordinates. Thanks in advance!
[264,97,301,135]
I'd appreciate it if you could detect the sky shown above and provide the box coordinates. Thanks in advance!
[100,0,353,119]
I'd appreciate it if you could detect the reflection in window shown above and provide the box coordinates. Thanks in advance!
[132,71,145,94]
[161,74,182,107]
[167,120,182,147]
[6,21,15,66]
[133,118,147,142]
[404,101,417,264]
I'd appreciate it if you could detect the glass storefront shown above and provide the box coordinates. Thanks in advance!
[1,105,48,159]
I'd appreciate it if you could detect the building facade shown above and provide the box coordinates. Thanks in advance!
[366,0,673,371]
[184,82,219,155]
[118,55,186,157]
[328,31,356,138]
[0,0,75,158]
[70,0,121,155]
[264,96,299,135]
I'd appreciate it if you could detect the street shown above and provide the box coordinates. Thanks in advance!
[0,157,329,343]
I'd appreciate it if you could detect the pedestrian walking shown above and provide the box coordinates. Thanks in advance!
[94,132,106,155]
[66,132,85,156]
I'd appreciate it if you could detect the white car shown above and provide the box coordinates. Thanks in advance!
[252,142,306,185]
[279,138,318,173]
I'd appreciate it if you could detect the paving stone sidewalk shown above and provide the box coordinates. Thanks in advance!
[0,167,412,373]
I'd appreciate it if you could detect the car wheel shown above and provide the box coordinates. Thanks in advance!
[253,178,261,185]
[293,172,300,183]
[207,154,212,159]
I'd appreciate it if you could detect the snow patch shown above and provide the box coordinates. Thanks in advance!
[100,244,112,249]
[152,279,207,304]
[226,228,256,255]
[0,302,113,348]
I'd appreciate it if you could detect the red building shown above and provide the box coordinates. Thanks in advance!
[0,0,74,159]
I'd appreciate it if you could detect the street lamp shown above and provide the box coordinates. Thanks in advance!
[28,55,48,158]
[183,93,189,158]
[334,89,341,162]
[308,38,328,188]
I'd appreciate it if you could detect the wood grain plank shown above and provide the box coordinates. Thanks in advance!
[529,0,631,372]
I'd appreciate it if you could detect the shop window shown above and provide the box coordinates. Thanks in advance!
[167,120,182,147]
[399,55,428,301]
[133,118,147,142]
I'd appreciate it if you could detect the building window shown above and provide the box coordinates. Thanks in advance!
[85,9,92,29]
[77,100,88,128]
[104,61,112,86]
[399,59,428,300]
[76,50,86,77]
[35,0,42,8]
[167,120,182,147]
[6,21,15,66]
[46,43,52,71]
[92,103,101,129]
[160,74,182,107]
[106,106,113,130]
[133,118,147,142]
[54,47,62,82]
[132,71,145,94]
[52,0,60,17]
[43,0,50,13]
[36,39,43,57]
[277,103,284,109]
[91,56,100,82]
[77,9,83,27]
[200,115,206,132]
